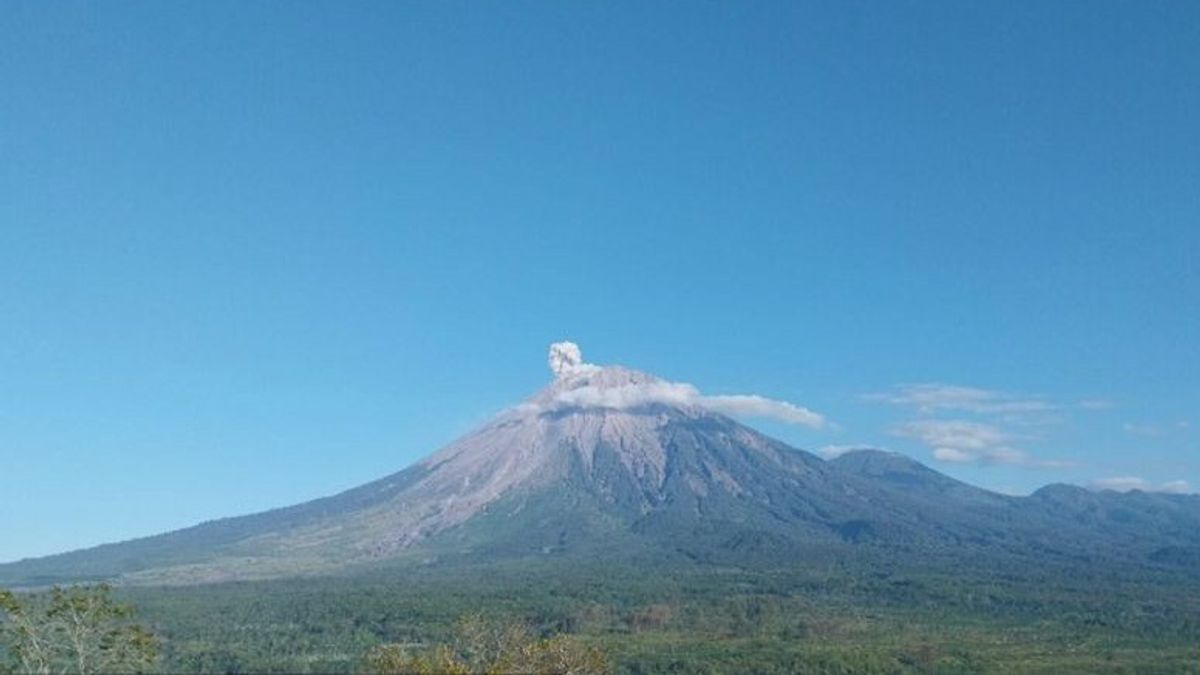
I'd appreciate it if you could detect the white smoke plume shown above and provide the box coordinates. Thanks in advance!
[540,342,827,429]
[548,341,588,377]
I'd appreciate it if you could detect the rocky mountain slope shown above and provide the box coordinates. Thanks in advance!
[3,344,1198,587]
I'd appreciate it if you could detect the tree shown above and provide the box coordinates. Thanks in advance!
[361,614,610,675]
[0,584,158,675]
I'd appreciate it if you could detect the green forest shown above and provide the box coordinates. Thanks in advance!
[5,555,1197,674]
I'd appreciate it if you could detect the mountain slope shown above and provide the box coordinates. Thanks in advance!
[3,347,1199,587]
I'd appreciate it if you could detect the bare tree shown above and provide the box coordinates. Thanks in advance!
[0,585,157,675]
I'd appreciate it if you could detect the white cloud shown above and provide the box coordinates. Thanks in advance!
[702,394,825,428]
[1079,399,1116,410]
[1118,420,1176,437]
[893,419,1068,468]
[865,384,1054,415]
[1121,421,1193,437]
[555,381,827,429]
[895,419,1010,450]
[1122,423,1165,438]
[930,446,976,463]
[1090,476,1149,492]
[1160,480,1192,494]
[555,380,698,410]
[817,444,881,460]
[1088,476,1192,494]
[541,342,827,429]
[868,383,1087,470]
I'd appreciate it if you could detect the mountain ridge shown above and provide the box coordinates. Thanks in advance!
[3,345,1199,588]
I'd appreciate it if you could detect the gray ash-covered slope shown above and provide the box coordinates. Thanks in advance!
[3,346,1199,587]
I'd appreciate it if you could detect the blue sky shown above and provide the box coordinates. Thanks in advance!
[2,1,1197,563]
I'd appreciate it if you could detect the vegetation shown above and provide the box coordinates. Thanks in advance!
[4,552,1197,673]
[105,554,1200,674]
[0,584,158,674]
[360,614,609,674]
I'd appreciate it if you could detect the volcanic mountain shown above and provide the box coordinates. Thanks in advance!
[3,344,1199,587]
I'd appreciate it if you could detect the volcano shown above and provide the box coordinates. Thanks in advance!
[3,343,1199,587]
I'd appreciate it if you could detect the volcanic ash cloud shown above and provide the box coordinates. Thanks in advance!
[548,341,587,377]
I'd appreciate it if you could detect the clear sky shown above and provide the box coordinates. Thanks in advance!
[2,1,1198,563]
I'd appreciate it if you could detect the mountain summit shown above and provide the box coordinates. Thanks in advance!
[3,343,1199,587]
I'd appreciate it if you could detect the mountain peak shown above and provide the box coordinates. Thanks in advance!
[530,366,680,411]
[544,342,655,387]
[525,342,699,417]
[829,448,910,464]
[830,448,934,478]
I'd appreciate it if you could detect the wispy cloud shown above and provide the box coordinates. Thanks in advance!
[1119,420,1193,439]
[865,384,1054,415]
[816,444,884,460]
[892,419,1069,468]
[895,419,1010,450]
[869,384,1111,417]
[1122,423,1166,438]
[702,394,826,428]
[866,383,1094,470]
[1088,476,1192,494]
[1161,480,1193,494]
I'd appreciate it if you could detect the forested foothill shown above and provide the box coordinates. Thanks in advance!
[5,552,1190,674]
